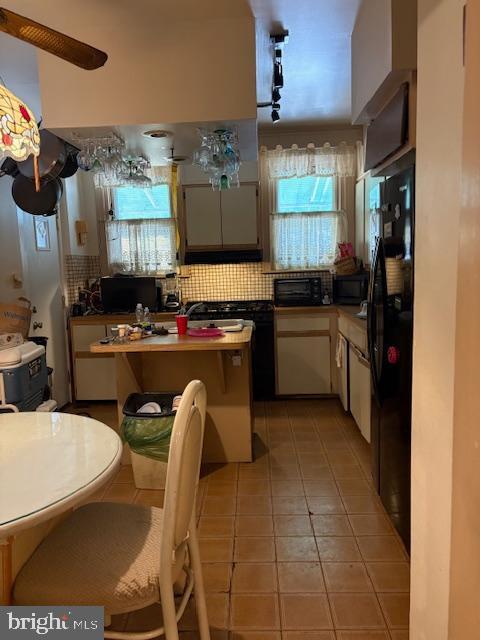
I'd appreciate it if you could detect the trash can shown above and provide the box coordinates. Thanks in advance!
[121,392,179,490]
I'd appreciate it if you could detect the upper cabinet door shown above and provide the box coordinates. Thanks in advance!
[184,187,222,247]
[220,184,258,247]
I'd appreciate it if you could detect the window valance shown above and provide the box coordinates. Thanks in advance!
[260,142,357,179]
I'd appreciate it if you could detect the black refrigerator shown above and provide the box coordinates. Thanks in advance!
[368,165,414,551]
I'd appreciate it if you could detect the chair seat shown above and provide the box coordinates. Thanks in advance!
[13,502,186,615]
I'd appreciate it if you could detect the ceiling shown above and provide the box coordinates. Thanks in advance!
[250,0,362,130]
[0,0,361,160]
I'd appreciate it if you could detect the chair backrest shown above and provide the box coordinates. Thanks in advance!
[160,380,207,571]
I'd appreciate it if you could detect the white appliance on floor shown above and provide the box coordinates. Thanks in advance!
[0,341,57,413]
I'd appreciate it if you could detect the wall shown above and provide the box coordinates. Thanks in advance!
[0,179,25,302]
[181,263,333,302]
[448,0,480,634]
[258,127,363,149]
[181,161,259,185]
[60,171,102,305]
[62,171,99,257]
[410,0,464,637]
[0,37,41,303]
[9,1,258,128]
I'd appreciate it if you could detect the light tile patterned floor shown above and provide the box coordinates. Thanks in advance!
[74,398,410,639]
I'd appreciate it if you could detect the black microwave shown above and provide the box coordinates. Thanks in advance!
[332,273,369,305]
[274,278,322,307]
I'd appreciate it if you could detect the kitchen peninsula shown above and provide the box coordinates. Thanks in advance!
[90,327,253,463]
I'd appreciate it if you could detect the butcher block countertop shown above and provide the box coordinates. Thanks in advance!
[90,327,253,354]
[70,312,176,326]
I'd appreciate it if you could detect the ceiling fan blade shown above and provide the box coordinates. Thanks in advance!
[0,7,108,70]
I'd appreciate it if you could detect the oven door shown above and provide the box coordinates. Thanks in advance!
[274,279,312,306]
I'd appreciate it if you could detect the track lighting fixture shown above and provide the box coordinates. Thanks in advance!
[255,30,288,124]
[273,62,284,89]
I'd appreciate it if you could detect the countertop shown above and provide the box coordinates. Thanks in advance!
[336,306,368,331]
[90,327,253,354]
[70,312,176,326]
[274,304,368,331]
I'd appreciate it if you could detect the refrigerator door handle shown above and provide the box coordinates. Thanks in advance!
[368,237,386,405]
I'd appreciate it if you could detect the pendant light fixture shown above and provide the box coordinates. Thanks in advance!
[0,82,41,189]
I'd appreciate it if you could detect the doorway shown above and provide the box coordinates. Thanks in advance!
[16,209,70,408]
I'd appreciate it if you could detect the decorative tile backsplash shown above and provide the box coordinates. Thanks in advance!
[180,263,333,302]
[64,258,333,307]
[64,255,100,305]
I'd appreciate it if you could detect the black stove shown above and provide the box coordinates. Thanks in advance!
[186,300,275,399]
[186,300,273,318]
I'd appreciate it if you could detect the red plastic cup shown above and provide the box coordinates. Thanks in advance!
[176,314,188,336]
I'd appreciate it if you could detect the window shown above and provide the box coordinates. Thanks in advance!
[271,175,345,270]
[276,176,335,213]
[106,185,176,274]
[113,184,171,220]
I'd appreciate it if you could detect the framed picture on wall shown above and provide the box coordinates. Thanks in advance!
[34,218,51,251]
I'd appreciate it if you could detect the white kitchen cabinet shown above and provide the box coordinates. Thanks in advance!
[184,184,259,249]
[184,187,222,247]
[351,0,417,124]
[275,312,333,396]
[349,343,371,442]
[220,184,258,246]
[75,357,117,401]
[71,325,106,351]
[71,324,116,401]
[277,335,331,395]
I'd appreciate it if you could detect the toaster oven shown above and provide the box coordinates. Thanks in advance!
[274,278,322,307]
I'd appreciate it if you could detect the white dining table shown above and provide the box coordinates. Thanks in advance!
[0,412,122,537]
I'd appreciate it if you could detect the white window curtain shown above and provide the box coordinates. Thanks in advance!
[105,219,176,274]
[271,211,347,270]
[260,142,358,270]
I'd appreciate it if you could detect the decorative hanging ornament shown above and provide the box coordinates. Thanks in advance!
[0,83,41,190]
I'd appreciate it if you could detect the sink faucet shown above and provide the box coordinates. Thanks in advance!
[185,302,204,318]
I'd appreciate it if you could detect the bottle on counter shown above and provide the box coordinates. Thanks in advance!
[135,303,144,323]
[143,307,151,324]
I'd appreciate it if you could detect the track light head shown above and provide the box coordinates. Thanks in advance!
[273,62,283,89]
[272,88,281,102]
[271,109,280,123]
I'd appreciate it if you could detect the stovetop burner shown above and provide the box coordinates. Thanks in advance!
[186,300,273,315]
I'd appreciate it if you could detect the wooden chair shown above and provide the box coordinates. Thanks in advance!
[13,380,210,640]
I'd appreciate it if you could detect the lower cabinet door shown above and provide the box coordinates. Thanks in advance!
[75,357,117,401]
[349,344,371,442]
[277,335,331,395]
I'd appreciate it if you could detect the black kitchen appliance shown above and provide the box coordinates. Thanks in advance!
[186,300,275,400]
[274,278,322,307]
[100,276,160,313]
[332,273,369,305]
[368,164,414,551]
